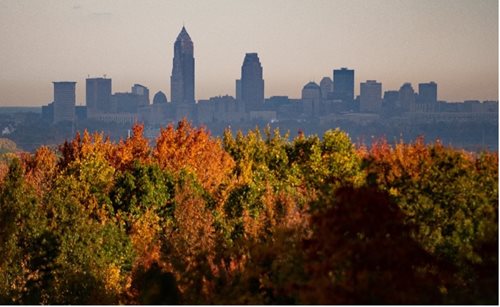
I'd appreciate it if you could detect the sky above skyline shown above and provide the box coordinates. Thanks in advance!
[0,0,498,106]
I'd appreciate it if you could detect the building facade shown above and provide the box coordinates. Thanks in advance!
[301,81,322,118]
[239,53,264,112]
[333,68,355,102]
[153,91,168,104]
[53,81,76,123]
[399,82,416,112]
[320,77,333,100]
[382,90,400,116]
[131,84,150,107]
[417,81,437,112]
[86,77,112,116]
[360,80,382,113]
[170,26,195,105]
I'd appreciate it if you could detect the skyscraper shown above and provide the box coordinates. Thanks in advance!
[86,77,111,116]
[239,53,264,111]
[417,81,437,112]
[333,68,355,102]
[301,81,321,117]
[171,26,195,105]
[53,81,76,123]
[320,77,333,100]
[399,83,416,112]
[360,80,382,113]
[132,84,150,106]
[418,82,437,103]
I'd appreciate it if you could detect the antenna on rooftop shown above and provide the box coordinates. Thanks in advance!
[104,74,107,79]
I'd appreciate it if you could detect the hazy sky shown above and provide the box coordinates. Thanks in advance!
[0,0,498,106]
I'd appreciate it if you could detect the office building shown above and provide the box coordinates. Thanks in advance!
[197,95,245,124]
[320,77,333,100]
[53,81,76,123]
[75,105,87,121]
[235,79,242,100]
[360,80,382,113]
[382,90,400,116]
[301,81,321,117]
[171,26,195,105]
[239,53,264,112]
[399,83,416,112]
[131,84,150,106]
[417,82,437,112]
[41,103,54,123]
[86,77,112,116]
[333,68,355,102]
[112,92,142,113]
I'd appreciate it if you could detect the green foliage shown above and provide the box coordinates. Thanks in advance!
[111,161,175,223]
[363,139,498,304]
[41,169,134,304]
[0,159,47,303]
[0,124,497,304]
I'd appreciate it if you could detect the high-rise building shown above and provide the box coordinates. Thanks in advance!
[320,77,333,100]
[399,83,416,112]
[239,53,264,111]
[333,68,355,102]
[53,81,76,123]
[418,82,437,103]
[86,77,112,116]
[132,84,150,106]
[235,79,242,100]
[171,26,195,105]
[382,90,400,116]
[417,81,437,112]
[360,80,382,113]
[301,81,321,117]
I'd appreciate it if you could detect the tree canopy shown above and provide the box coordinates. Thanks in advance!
[0,120,496,304]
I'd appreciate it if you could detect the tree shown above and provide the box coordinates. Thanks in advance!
[362,138,498,304]
[111,123,151,171]
[155,119,234,196]
[301,186,445,304]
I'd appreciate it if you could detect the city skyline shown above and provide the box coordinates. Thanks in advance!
[0,0,498,106]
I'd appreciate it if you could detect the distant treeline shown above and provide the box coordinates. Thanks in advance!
[0,120,497,304]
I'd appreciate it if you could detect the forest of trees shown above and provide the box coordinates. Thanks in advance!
[0,120,497,304]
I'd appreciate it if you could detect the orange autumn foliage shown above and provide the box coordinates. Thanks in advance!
[59,130,114,168]
[154,119,235,194]
[129,209,163,269]
[112,123,151,171]
[22,146,58,195]
[369,136,431,182]
[365,136,477,189]
[0,162,8,185]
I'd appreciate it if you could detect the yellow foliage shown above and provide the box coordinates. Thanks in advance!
[103,264,122,295]
[130,209,162,268]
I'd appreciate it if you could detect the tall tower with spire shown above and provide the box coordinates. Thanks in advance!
[171,26,195,105]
